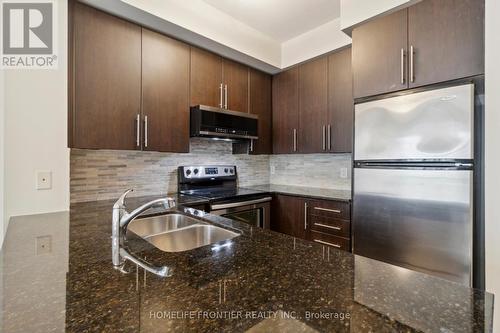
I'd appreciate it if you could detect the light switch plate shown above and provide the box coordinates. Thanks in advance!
[36,235,52,255]
[270,165,276,175]
[36,171,52,190]
[340,168,348,179]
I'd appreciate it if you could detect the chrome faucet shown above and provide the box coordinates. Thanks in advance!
[112,189,176,276]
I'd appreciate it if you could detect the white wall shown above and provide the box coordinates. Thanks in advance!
[0,69,4,249]
[485,0,500,330]
[3,0,69,240]
[281,18,351,68]
[121,0,281,67]
[340,0,420,32]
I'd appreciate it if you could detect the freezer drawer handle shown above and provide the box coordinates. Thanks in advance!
[211,197,272,210]
[313,223,341,231]
[313,207,341,214]
[314,239,341,248]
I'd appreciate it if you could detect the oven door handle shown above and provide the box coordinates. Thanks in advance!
[211,197,272,210]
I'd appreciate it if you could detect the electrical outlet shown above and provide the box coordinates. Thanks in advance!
[270,165,276,175]
[340,168,348,179]
[36,235,52,255]
[36,171,52,190]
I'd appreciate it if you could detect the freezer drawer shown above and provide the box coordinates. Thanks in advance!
[354,84,474,161]
[353,167,473,285]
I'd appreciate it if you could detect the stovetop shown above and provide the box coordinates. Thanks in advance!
[180,187,268,202]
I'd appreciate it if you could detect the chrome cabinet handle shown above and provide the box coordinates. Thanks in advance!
[314,239,341,248]
[250,139,253,152]
[224,84,228,109]
[135,114,140,147]
[322,125,326,150]
[327,125,331,150]
[314,223,341,231]
[144,115,148,148]
[410,45,415,83]
[304,202,308,230]
[314,207,341,214]
[293,129,297,152]
[400,48,405,84]
[219,83,223,108]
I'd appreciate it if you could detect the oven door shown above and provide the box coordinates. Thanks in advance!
[209,197,271,229]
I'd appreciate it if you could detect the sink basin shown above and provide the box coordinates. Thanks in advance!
[127,214,201,238]
[145,224,239,252]
[127,213,239,252]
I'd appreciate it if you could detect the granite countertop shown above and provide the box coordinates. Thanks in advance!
[242,184,351,202]
[0,195,493,332]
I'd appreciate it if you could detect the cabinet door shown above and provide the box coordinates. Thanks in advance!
[352,9,408,99]
[272,68,299,154]
[328,47,353,153]
[271,195,306,239]
[223,59,249,112]
[249,69,272,154]
[408,0,484,88]
[190,47,223,107]
[298,57,328,153]
[72,3,141,150]
[142,29,190,152]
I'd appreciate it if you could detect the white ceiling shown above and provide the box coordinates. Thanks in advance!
[202,0,341,42]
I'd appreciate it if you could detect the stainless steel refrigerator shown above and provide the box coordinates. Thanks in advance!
[353,83,475,286]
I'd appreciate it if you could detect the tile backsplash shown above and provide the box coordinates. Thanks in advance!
[269,154,352,190]
[70,138,352,203]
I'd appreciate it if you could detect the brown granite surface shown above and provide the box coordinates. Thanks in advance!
[0,195,493,332]
[242,184,352,201]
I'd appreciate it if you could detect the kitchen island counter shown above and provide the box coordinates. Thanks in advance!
[0,196,492,332]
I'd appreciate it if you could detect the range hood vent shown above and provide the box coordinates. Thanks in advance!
[190,105,258,141]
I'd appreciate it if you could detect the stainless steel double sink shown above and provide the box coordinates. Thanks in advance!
[127,213,239,252]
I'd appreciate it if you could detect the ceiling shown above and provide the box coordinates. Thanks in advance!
[202,0,341,42]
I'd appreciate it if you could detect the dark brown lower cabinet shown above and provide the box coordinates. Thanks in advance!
[271,195,307,239]
[271,194,352,252]
[306,199,351,251]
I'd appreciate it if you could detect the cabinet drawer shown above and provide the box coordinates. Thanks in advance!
[307,200,350,220]
[310,231,350,252]
[309,215,350,238]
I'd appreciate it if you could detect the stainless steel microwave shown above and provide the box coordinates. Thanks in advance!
[190,105,258,140]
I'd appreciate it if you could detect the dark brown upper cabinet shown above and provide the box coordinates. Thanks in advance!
[407,0,484,88]
[272,67,299,154]
[142,28,190,153]
[298,57,328,153]
[190,49,249,112]
[249,69,272,155]
[352,10,408,99]
[223,59,249,113]
[328,47,353,153]
[352,0,484,99]
[272,48,354,155]
[190,47,223,108]
[70,3,142,150]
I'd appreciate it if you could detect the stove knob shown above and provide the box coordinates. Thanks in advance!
[186,169,192,176]
[193,168,199,175]
[224,168,228,173]
[230,169,234,174]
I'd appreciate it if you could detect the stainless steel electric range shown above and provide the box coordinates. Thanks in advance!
[178,165,271,229]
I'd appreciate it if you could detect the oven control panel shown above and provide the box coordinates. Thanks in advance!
[180,166,236,179]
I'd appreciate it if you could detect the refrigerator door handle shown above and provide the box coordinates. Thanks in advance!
[355,161,473,169]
